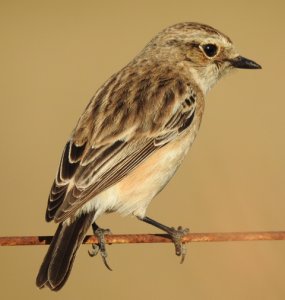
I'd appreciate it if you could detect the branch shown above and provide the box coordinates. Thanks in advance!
[1,231,285,246]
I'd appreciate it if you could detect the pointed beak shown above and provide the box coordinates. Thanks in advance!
[229,55,262,69]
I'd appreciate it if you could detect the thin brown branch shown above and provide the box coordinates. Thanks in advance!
[1,231,285,246]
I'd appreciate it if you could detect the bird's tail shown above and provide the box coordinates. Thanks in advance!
[36,212,95,291]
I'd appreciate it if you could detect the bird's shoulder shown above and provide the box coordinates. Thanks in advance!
[72,63,204,147]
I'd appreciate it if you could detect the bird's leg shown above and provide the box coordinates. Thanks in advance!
[139,216,189,263]
[88,222,112,271]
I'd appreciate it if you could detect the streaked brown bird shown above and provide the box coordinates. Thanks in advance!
[36,22,261,291]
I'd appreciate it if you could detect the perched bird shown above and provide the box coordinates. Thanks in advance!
[36,22,261,291]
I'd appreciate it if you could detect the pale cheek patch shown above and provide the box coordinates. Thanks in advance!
[189,65,220,95]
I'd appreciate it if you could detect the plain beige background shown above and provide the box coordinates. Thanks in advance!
[0,0,284,299]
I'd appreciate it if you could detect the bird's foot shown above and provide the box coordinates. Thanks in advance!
[139,216,189,264]
[88,224,112,271]
[167,226,189,264]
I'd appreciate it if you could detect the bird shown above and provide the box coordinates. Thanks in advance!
[36,22,261,291]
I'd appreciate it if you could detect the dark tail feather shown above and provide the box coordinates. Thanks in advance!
[36,212,95,291]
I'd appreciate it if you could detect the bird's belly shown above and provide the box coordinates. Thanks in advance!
[85,131,196,220]
[101,134,194,217]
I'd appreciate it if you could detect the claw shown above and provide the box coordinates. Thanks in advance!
[89,225,113,271]
[102,255,113,271]
[88,243,100,257]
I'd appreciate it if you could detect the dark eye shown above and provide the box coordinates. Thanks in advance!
[202,44,218,57]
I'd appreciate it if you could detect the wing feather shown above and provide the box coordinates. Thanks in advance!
[46,141,86,221]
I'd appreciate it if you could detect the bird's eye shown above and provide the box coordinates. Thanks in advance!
[202,44,218,58]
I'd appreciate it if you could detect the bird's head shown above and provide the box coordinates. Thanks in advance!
[141,22,261,95]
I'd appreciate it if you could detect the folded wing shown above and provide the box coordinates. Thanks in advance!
[46,77,200,223]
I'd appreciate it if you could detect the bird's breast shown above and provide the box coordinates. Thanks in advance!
[81,125,199,221]
[112,126,199,218]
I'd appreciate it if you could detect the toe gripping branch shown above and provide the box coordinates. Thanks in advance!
[140,216,189,264]
[88,222,113,271]
[88,217,189,269]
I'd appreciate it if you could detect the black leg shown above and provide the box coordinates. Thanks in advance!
[139,216,189,263]
[88,222,112,271]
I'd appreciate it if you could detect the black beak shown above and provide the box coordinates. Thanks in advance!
[229,55,262,69]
